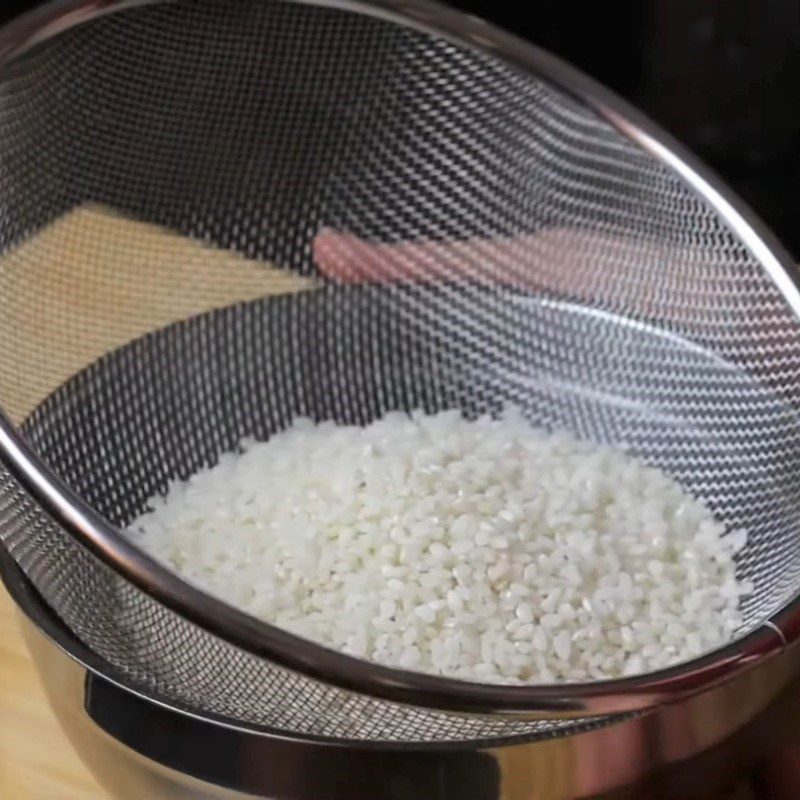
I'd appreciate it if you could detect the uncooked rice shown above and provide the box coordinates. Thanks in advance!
[128,408,750,684]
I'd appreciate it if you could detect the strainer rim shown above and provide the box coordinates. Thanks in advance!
[0,0,798,720]
[0,543,635,746]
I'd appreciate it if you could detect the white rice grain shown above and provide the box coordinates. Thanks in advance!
[128,408,749,684]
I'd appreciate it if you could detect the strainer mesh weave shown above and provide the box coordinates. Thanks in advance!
[0,0,799,743]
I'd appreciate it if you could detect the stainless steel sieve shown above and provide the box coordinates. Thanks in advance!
[2,0,800,762]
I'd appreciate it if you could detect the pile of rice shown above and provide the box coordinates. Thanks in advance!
[129,408,750,683]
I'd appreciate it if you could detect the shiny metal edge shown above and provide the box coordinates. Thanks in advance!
[0,0,797,720]
[11,543,800,800]
[0,542,542,750]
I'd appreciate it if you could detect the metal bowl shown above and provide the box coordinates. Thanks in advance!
[4,544,800,799]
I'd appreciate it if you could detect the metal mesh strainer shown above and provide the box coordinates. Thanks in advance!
[1,0,800,745]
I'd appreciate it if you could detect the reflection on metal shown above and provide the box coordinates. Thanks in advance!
[5,547,800,799]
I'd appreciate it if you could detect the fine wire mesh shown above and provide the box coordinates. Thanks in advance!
[0,0,799,744]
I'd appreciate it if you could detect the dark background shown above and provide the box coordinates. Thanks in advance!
[457,0,800,259]
[2,0,799,257]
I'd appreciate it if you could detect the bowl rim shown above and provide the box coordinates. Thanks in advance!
[0,0,798,720]
[0,541,633,747]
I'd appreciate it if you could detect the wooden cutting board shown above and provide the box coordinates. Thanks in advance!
[0,206,756,799]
